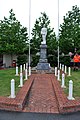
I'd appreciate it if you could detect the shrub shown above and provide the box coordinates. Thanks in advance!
[31,55,39,67]
[60,56,70,66]
[17,54,27,66]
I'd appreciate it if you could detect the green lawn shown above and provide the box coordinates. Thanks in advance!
[62,70,80,98]
[0,68,20,97]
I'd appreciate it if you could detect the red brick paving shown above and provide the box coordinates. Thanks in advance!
[25,74,59,113]
[23,73,80,113]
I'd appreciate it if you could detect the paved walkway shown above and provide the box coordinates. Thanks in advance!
[24,74,59,113]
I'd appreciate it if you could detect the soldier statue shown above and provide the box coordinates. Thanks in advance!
[41,25,47,44]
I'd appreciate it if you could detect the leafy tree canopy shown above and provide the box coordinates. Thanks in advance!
[0,9,28,54]
[59,5,80,54]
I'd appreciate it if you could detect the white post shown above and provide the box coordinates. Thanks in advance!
[28,0,31,76]
[24,64,26,71]
[55,67,57,76]
[60,63,61,70]
[24,69,28,80]
[20,65,22,73]
[15,66,19,76]
[29,66,31,76]
[65,65,67,74]
[68,67,71,76]
[57,0,60,68]
[57,69,60,81]
[61,73,66,88]
[49,63,51,68]
[11,79,15,98]
[67,80,75,100]
[62,64,64,72]
[26,63,28,69]
[19,72,23,87]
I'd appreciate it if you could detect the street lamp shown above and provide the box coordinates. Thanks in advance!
[28,0,31,76]
[57,0,60,68]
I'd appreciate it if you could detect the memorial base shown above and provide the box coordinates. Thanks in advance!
[37,63,49,70]
[37,44,51,73]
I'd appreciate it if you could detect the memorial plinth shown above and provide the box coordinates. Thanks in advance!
[37,44,50,72]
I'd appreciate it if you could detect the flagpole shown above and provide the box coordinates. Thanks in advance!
[58,0,60,68]
[28,0,31,76]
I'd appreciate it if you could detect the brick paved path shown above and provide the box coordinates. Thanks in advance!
[25,74,59,113]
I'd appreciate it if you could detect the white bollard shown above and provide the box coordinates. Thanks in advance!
[26,63,28,69]
[67,80,75,100]
[57,70,60,81]
[24,64,26,71]
[68,67,71,76]
[29,66,31,76]
[49,63,51,68]
[19,72,23,87]
[11,79,15,98]
[62,64,64,72]
[65,65,67,74]
[20,65,22,73]
[55,67,57,76]
[15,66,19,76]
[24,69,28,80]
[61,73,66,88]
[60,63,62,70]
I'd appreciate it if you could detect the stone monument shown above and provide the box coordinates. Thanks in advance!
[37,25,50,72]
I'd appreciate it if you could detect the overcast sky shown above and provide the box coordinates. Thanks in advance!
[0,0,80,35]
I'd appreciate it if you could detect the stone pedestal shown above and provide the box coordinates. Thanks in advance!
[37,44,50,72]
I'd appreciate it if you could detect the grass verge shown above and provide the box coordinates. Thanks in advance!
[0,68,20,97]
[62,70,80,98]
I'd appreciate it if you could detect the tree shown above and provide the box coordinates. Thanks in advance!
[59,5,80,54]
[31,12,57,66]
[0,9,28,55]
